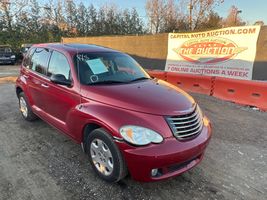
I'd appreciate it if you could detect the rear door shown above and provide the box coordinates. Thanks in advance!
[26,48,51,111]
[20,47,36,104]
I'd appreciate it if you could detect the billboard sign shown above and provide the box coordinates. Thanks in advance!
[165,26,261,80]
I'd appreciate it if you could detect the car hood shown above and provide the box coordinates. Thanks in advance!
[81,79,196,116]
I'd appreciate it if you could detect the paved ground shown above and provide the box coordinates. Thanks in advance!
[0,83,266,200]
[0,64,20,78]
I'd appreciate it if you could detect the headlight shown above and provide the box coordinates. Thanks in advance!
[11,55,15,59]
[119,125,163,146]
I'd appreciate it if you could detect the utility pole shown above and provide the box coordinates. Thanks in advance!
[234,9,242,25]
[188,0,193,31]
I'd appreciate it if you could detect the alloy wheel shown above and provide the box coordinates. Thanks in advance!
[90,138,114,176]
[19,97,28,118]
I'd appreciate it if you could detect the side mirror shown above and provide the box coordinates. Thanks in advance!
[50,74,72,87]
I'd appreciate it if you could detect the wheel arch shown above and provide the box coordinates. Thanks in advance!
[82,123,105,153]
[16,86,23,98]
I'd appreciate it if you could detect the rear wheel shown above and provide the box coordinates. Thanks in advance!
[85,128,127,182]
[18,92,38,121]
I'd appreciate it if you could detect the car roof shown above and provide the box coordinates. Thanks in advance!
[32,43,120,54]
[0,45,11,48]
[21,44,32,48]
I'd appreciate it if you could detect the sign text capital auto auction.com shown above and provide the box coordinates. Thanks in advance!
[165,26,261,80]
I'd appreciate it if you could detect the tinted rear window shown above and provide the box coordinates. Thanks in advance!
[30,48,51,76]
[22,48,36,68]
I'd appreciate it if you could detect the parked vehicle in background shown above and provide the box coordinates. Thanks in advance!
[20,44,32,58]
[0,45,16,65]
[15,43,212,182]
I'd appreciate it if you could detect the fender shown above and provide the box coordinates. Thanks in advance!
[16,75,33,104]
[65,100,173,143]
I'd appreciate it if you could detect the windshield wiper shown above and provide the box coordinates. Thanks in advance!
[88,80,127,85]
[128,77,151,83]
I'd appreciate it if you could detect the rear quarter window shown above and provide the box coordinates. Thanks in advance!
[22,48,36,68]
[30,48,51,76]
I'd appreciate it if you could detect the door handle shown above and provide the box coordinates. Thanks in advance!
[41,83,49,88]
[23,75,29,79]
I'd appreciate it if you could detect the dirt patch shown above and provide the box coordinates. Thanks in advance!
[0,76,17,84]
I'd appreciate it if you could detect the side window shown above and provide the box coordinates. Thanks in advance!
[30,48,50,75]
[48,51,71,80]
[22,48,36,68]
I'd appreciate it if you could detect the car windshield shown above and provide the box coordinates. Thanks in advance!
[0,47,12,53]
[73,52,151,85]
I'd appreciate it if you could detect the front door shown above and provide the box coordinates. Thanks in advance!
[41,50,80,133]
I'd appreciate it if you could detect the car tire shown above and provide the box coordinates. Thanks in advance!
[18,92,38,121]
[85,128,127,182]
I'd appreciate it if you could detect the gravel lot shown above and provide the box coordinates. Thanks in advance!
[0,64,20,78]
[0,83,266,200]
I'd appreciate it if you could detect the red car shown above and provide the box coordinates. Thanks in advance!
[16,43,212,182]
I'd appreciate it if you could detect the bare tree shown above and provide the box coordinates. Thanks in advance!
[186,0,223,30]
[145,0,165,33]
[221,5,246,27]
[0,0,28,30]
[162,0,179,32]
[146,0,223,33]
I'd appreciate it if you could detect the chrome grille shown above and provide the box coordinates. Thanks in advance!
[166,105,203,139]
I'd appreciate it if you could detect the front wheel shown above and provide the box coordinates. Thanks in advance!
[85,128,127,182]
[18,92,38,121]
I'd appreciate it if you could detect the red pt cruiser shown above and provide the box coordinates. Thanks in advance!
[16,43,212,182]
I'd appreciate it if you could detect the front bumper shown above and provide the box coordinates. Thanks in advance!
[0,58,15,64]
[117,116,212,182]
